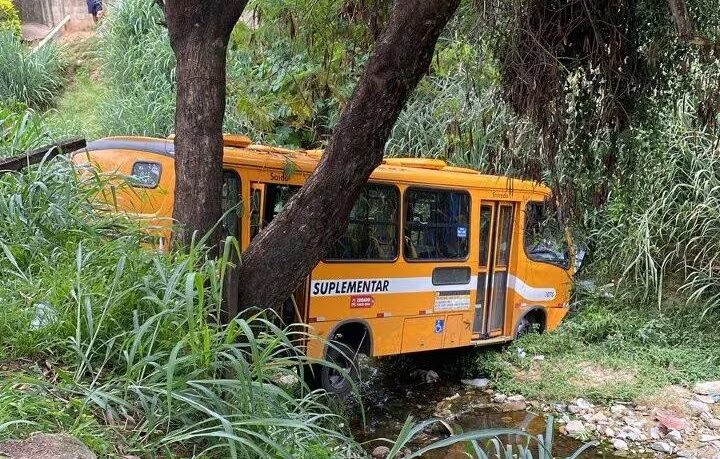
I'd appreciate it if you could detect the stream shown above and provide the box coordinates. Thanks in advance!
[350,361,630,458]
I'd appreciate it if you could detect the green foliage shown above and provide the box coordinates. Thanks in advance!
[0,31,65,108]
[0,0,20,37]
[388,415,596,459]
[96,0,175,136]
[470,288,720,402]
[0,103,53,158]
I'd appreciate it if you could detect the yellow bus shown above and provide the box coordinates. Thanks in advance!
[72,135,577,394]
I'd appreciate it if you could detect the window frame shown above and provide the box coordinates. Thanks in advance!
[130,160,162,189]
[323,182,401,264]
[522,199,570,270]
[402,186,472,263]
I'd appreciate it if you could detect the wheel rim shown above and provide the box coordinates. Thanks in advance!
[326,348,353,391]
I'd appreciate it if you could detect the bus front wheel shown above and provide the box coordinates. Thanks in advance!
[319,343,359,397]
[516,311,545,338]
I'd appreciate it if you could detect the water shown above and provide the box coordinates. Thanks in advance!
[350,364,633,458]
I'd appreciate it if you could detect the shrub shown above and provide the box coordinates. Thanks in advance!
[0,31,65,108]
[0,0,20,37]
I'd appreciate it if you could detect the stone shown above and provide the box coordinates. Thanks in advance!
[492,393,507,404]
[688,400,711,416]
[650,427,662,440]
[532,355,545,361]
[425,370,440,384]
[497,400,527,412]
[622,427,642,441]
[703,417,720,429]
[694,381,720,396]
[604,427,615,437]
[675,449,693,458]
[507,394,525,402]
[650,441,673,454]
[565,420,585,436]
[610,404,626,416]
[554,403,567,412]
[695,394,717,405]
[665,430,683,443]
[612,439,629,451]
[0,434,95,459]
[461,378,490,388]
[699,434,720,442]
[590,412,609,423]
[372,445,391,459]
[568,404,582,414]
[574,398,592,410]
[657,413,690,431]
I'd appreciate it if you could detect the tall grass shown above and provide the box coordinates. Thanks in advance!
[0,103,53,157]
[0,31,65,108]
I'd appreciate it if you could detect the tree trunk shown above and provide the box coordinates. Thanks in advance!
[667,0,694,39]
[165,0,248,249]
[237,0,460,314]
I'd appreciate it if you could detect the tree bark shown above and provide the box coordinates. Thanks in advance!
[667,0,694,39]
[237,0,460,313]
[165,0,248,248]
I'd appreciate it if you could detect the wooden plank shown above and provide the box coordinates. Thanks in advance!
[0,138,87,174]
[32,15,71,53]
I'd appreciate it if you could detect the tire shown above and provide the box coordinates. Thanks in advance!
[516,314,541,338]
[319,343,359,397]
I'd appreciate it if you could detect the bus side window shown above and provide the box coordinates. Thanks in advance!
[325,184,399,261]
[221,171,241,240]
[404,188,470,260]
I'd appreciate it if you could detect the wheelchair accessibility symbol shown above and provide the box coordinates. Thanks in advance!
[434,319,445,333]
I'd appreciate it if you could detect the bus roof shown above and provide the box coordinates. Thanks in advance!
[84,136,551,196]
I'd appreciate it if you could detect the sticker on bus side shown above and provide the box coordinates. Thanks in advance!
[435,319,445,333]
[350,295,375,308]
[434,290,471,311]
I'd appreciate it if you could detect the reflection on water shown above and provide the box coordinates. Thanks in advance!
[351,365,631,458]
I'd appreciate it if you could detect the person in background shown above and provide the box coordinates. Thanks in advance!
[87,0,103,23]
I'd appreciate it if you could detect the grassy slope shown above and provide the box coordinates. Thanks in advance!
[44,35,105,141]
[473,287,720,403]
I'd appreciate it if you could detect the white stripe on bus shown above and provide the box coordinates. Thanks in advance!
[507,274,556,302]
[310,274,556,302]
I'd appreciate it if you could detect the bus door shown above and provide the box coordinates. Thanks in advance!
[473,201,515,338]
[248,182,309,323]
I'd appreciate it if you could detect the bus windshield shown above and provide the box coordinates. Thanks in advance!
[524,199,569,267]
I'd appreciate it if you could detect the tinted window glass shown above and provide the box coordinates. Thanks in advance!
[221,171,241,239]
[404,189,470,260]
[479,205,493,267]
[496,205,514,266]
[326,184,399,260]
[130,161,161,188]
[525,200,569,267]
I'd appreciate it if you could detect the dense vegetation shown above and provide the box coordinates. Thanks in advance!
[1,0,720,456]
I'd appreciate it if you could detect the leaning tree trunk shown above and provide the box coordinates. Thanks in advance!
[237,0,460,314]
[165,0,248,249]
